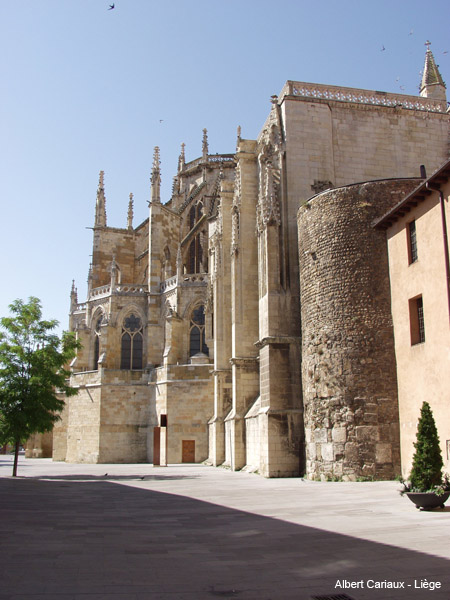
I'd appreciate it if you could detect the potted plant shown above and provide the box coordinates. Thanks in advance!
[400,401,450,510]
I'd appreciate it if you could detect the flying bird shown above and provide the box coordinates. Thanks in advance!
[409,29,414,36]
[108,3,115,9]
[381,45,386,52]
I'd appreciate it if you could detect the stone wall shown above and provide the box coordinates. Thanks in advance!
[65,383,102,463]
[244,397,261,471]
[60,369,150,464]
[282,88,449,322]
[92,226,143,289]
[25,432,53,458]
[98,372,150,463]
[52,398,69,461]
[152,363,213,464]
[281,91,449,206]
[297,178,420,480]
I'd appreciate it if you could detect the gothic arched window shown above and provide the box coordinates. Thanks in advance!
[120,314,143,370]
[188,235,203,273]
[189,305,209,356]
[163,246,172,279]
[189,205,196,229]
[93,314,103,370]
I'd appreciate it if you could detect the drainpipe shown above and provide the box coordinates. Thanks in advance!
[426,182,450,324]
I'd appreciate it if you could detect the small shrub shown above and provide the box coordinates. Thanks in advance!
[410,401,443,491]
[401,401,450,495]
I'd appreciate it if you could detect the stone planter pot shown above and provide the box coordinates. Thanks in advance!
[406,491,450,510]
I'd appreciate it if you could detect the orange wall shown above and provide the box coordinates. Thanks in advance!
[386,183,450,478]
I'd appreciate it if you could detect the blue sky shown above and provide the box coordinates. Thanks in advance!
[1,0,449,332]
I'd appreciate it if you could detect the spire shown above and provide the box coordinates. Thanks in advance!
[70,280,78,312]
[110,254,117,288]
[150,147,161,204]
[127,193,134,230]
[178,143,186,172]
[420,41,446,102]
[202,128,208,160]
[87,263,93,296]
[95,171,107,227]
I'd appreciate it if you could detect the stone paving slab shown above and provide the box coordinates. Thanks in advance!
[1,456,449,599]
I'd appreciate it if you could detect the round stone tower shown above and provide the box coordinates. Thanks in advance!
[297,178,420,481]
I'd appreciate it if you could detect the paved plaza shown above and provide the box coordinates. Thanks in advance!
[1,455,449,600]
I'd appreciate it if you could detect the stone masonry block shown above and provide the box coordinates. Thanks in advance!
[332,426,347,443]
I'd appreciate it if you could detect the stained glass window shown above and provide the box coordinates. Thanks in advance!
[121,314,143,369]
[189,305,208,356]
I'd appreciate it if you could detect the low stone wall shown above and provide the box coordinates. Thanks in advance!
[58,370,150,464]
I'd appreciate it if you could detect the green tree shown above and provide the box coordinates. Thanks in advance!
[409,401,443,491]
[0,297,79,476]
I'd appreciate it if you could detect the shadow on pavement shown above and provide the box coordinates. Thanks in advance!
[26,474,200,482]
[0,477,449,600]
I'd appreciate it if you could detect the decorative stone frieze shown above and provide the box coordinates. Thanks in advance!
[231,163,241,256]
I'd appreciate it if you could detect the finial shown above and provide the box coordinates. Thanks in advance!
[127,193,134,229]
[70,280,78,310]
[95,170,107,227]
[152,146,160,171]
[271,95,278,105]
[151,147,161,204]
[110,254,117,288]
[202,128,208,160]
[172,175,178,196]
[87,263,93,295]
[178,142,186,172]
[425,40,431,51]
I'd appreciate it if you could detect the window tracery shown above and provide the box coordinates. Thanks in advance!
[188,234,204,273]
[120,313,143,370]
[189,305,208,356]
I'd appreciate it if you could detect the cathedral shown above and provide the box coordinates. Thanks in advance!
[52,47,450,480]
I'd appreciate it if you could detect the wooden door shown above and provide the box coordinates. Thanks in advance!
[153,427,160,466]
[182,440,195,463]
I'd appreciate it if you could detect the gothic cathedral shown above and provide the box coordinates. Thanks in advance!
[54,47,449,479]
